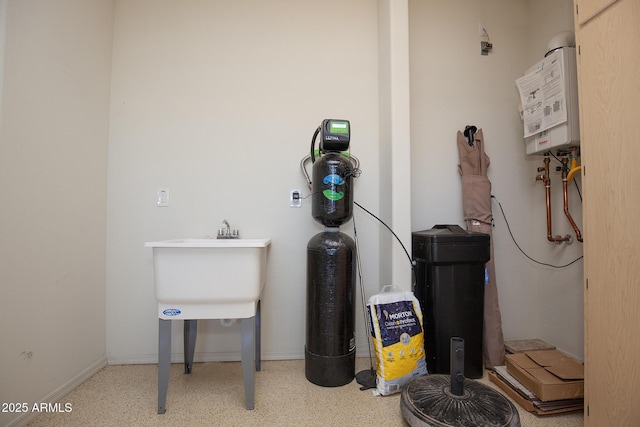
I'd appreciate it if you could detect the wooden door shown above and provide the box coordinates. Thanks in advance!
[573,0,640,425]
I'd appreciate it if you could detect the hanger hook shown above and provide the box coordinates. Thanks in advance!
[463,125,477,147]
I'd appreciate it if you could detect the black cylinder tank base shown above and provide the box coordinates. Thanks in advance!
[305,229,356,387]
[304,349,355,388]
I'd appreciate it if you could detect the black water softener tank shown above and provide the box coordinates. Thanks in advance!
[305,119,356,387]
[305,229,356,386]
[412,225,490,379]
[311,152,353,227]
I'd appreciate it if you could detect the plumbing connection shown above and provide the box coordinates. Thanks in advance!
[561,157,583,242]
[535,153,583,244]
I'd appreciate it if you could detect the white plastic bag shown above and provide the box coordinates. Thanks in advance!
[367,286,427,395]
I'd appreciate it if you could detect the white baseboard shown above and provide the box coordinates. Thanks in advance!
[107,351,304,365]
[7,356,107,427]
[108,349,374,365]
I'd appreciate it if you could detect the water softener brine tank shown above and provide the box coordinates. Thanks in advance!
[412,225,490,379]
[305,119,357,387]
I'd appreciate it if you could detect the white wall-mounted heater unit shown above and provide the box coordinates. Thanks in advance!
[517,46,580,156]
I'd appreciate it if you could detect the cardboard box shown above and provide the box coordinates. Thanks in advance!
[488,370,583,416]
[505,350,584,402]
[504,338,555,354]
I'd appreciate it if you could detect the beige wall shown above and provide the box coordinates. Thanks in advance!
[0,0,113,425]
[377,0,413,289]
[0,2,586,423]
[525,0,583,360]
[409,0,583,359]
[107,0,583,364]
[105,0,383,363]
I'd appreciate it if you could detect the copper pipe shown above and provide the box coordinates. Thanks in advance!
[561,158,583,242]
[538,157,570,243]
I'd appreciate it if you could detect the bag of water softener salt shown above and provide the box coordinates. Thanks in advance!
[367,286,427,395]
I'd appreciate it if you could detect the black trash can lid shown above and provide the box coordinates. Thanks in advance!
[413,225,489,243]
[412,225,490,264]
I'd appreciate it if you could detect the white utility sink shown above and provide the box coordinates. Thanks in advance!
[145,238,271,319]
[146,237,271,413]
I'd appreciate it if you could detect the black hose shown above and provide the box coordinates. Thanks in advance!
[310,126,321,163]
[354,201,414,268]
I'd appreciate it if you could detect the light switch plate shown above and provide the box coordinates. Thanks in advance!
[157,188,169,207]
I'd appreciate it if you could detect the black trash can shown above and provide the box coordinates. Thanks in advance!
[412,225,490,379]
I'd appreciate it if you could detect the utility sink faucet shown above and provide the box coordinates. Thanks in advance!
[217,219,239,239]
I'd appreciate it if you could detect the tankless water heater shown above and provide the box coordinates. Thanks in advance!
[517,47,580,156]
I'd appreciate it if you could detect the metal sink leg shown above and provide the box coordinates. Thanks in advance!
[184,319,197,374]
[157,319,171,414]
[256,300,261,372]
[241,300,261,410]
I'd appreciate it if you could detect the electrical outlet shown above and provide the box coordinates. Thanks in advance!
[290,189,302,207]
[157,188,169,207]
[481,41,493,55]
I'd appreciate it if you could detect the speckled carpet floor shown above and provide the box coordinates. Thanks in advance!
[27,358,583,426]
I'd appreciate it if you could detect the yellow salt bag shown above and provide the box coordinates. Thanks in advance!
[367,286,427,395]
